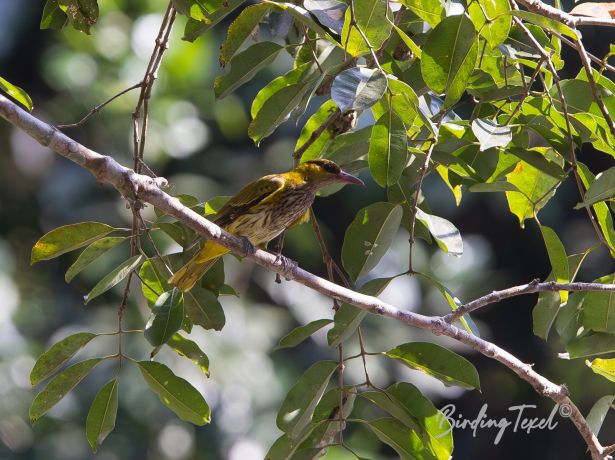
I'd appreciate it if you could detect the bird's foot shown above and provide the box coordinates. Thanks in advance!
[276,255,297,282]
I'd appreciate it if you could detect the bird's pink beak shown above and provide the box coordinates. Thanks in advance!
[336,171,364,186]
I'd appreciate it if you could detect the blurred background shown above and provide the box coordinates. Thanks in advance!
[1,1,614,459]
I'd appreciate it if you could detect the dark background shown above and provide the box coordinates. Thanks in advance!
[0,1,614,459]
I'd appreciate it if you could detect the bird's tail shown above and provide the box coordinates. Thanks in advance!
[169,241,229,292]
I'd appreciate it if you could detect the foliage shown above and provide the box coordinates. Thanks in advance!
[8,0,615,457]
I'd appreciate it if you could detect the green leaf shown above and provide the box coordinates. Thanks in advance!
[417,272,479,336]
[276,319,333,350]
[331,67,388,112]
[539,225,569,303]
[296,100,339,163]
[577,163,615,254]
[84,255,143,304]
[505,160,560,227]
[508,147,565,180]
[510,10,579,41]
[304,0,347,34]
[182,0,247,42]
[556,291,585,346]
[31,222,118,264]
[587,395,615,436]
[342,202,403,281]
[58,0,99,34]
[399,0,445,27]
[582,273,615,333]
[362,382,453,459]
[386,342,480,390]
[138,361,210,425]
[469,181,520,193]
[368,109,408,187]
[249,63,320,145]
[30,358,102,423]
[468,0,511,48]
[0,76,33,112]
[471,118,512,151]
[40,0,68,29]
[276,361,338,439]
[392,24,422,58]
[156,222,196,249]
[340,0,392,56]
[266,2,339,48]
[328,277,394,346]
[167,333,210,376]
[30,332,97,386]
[185,286,225,330]
[219,4,270,65]
[86,378,118,453]
[421,15,478,109]
[65,237,128,283]
[415,208,463,256]
[576,167,615,208]
[139,259,172,306]
[586,358,615,383]
[145,290,185,346]
[367,417,435,459]
[567,332,615,359]
[214,42,284,99]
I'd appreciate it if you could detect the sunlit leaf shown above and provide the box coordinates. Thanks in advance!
[540,225,569,302]
[577,163,615,254]
[296,100,339,162]
[182,0,247,42]
[219,4,270,65]
[340,0,392,56]
[468,0,511,48]
[40,0,68,29]
[510,10,579,40]
[421,15,478,109]
[398,0,445,27]
[30,332,97,386]
[0,76,33,111]
[139,259,172,306]
[586,358,615,383]
[138,361,210,425]
[386,342,480,390]
[31,222,119,264]
[86,378,118,453]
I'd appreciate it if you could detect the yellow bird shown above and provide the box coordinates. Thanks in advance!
[169,159,363,291]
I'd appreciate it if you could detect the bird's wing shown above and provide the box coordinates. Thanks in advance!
[214,174,285,227]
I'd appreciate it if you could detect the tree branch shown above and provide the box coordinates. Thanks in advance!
[515,0,615,28]
[446,279,615,323]
[0,94,609,459]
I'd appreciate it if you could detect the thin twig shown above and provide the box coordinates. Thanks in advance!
[446,279,615,323]
[57,82,143,129]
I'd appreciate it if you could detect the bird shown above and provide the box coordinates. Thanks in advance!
[169,159,364,292]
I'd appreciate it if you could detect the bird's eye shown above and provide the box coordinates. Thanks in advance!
[323,163,337,173]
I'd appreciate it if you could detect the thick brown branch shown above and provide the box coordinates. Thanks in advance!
[516,0,615,28]
[0,94,608,459]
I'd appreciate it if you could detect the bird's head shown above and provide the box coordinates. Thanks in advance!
[295,159,364,188]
